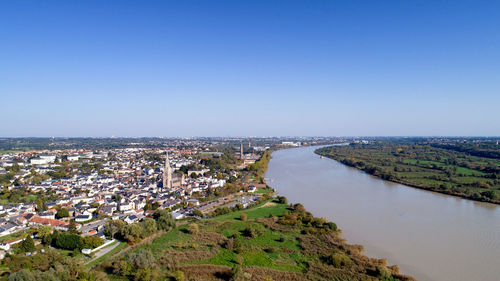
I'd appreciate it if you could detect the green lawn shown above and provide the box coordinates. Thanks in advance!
[0,150,23,154]
[210,203,289,222]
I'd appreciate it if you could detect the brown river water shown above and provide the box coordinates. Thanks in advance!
[265,146,500,281]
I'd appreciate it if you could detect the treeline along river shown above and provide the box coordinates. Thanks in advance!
[265,146,500,281]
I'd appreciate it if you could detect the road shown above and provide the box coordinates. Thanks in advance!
[86,241,120,265]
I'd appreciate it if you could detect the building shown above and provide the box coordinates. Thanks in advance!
[240,142,244,160]
[163,153,173,190]
[30,155,56,165]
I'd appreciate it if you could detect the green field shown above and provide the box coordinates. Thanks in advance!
[317,141,500,204]
[0,150,23,154]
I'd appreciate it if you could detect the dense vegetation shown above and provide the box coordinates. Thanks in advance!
[93,199,413,281]
[316,141,500,204]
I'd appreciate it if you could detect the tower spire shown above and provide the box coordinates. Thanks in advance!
[240,142,244,160]
[163,152,172,190]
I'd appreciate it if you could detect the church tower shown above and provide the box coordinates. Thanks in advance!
[240,142,244,160]
[163,153,172,189]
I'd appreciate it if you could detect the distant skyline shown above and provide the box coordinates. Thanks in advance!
[1,0,499,137]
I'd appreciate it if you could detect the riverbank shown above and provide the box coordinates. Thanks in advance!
[266,146,500,281]
[97,198,415,281]
[315,145,500,205]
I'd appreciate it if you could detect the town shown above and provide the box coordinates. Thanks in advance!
[0,137,335,264]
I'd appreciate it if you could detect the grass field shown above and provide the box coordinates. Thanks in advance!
[0,150,23,154]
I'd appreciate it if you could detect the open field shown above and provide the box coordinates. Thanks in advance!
[316,141,500,204]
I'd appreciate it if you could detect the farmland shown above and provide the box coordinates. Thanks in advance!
[316,140,500,204]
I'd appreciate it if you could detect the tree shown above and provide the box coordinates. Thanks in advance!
[192,209,203,217]
[239,214,247,221]
[8,269,36,281]
[56,208,70,219]
[55,233,83,250]
[153,209,175,230]
[20,236,36,252]
[35,198,47,211]
[82,235,104,249]
[104,220,126,239]
[140,218,157,237]
[68,219,78,234]
[36,225,53,242]
[121,223,143,243]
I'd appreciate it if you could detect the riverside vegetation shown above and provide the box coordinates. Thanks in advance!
[94,197,415,281]
[316,139,500,204]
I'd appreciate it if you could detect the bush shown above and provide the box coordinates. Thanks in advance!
[324,222,337,231]
[276,196,288,204]
[242,226,257,238]
[127,249,156,270]
[240,214,247,221]
[112,260,132,276]
[324,253,353,268]
[187,223,199,235]
[377,265,392,279]
[223,238,234,250]
[172,270,185,281]
[233,237,242,253]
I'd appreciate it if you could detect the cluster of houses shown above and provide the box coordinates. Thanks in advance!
[0,145,262,257]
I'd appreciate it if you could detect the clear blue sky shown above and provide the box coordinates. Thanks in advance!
[1,0,499,137]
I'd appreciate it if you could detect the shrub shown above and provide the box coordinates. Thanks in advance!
[127,249,156,269]
[276,196,288,204]
[377,265,392,279]
[324,222,337,231]
[242,226,257,238]
[224,238,234,250]
[240,214,247,221]
[324,253,353,268]
[112,260,132,276]
[233,237,242,253]
[187,223,199,235]
[172,270,185,281]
